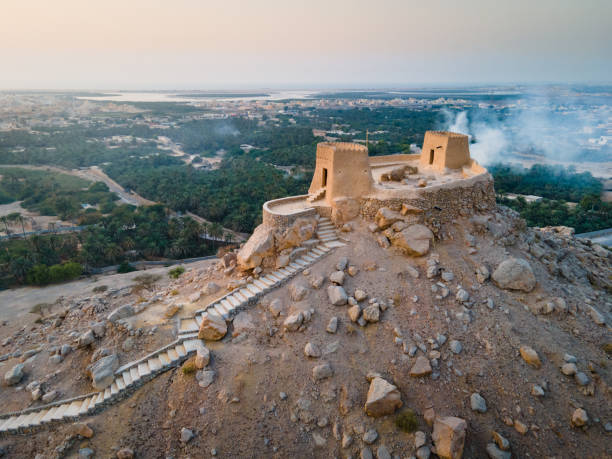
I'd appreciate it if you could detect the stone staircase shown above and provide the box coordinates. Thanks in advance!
[0,335,203,435]
[178,216,342,337]
[307,187,326,203]
[0,217,342,436]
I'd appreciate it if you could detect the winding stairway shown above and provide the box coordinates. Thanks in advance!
[0,217,342,435]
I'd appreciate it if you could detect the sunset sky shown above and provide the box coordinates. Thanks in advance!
[1,0,610,89]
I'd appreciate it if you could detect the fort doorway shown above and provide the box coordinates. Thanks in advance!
[429,149,434,165]
[322,168,328,187]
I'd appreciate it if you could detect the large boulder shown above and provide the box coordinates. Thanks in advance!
[89,354,119,390]
[4,363,24,386]
[364,377,403,417]
[432,416,467,459]
[375,208,403,230]
[198,314,227,341]
[237,224,276,270]
[331,197,360,224]
[492,258,536,292]
[391,225,434,257]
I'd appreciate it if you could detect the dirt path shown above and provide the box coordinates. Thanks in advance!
[0,259,214,321]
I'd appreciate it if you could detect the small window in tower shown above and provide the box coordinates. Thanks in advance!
[322,168,328,187]
[429,149,434,165]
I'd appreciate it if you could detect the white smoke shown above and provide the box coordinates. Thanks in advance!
[441,110,508,164]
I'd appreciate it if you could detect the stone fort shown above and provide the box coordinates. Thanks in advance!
[263,130,495,230]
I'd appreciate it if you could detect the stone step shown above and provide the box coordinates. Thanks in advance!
[252,279,268,291]
[183,339,203,352]
[311,247,324,256]
[110,382,119,396]
[158,352,171,366]
[167,348,179,361]
[180,318,199,333]
[16,412,35,428]
[317,244,331,252]
[66,400,83,418]
[267,272,283,282]
[103,387,112,401]
[130,367,140,383]
[320,236,338,242]
[31,408,50,425]
[41,407,59,423]
[175,344,187,358]
[281,266,296,274]
[227,294,241,307]
[51,404,69,421]
[288,262,301,270]
[318,225,334,231]
[239,287,256,299]
[138,362,151,377]
[123,370,133,386]
[116,376,126,391]
[317,229,336,236]
[324,240,346,248]
[245,283,262,295]
[220,299,234,313]
[206,309,223,321]
[148,357,162,372]
[214,303,229,319]
[233,290,248,302]
[259,275,276,287]
[294,259,308,267]
[6,414,23,431]
[302,255,315,263]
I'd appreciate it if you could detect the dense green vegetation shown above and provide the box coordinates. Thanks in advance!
[490,163,603,202]
[104,156,310,232]
[0,167,118,219]
[492,164,610,233]
[0,205,218,287]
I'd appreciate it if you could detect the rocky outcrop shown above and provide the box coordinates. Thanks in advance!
[364,377,402,417]
[492,258,536,292]
[4,363,24,386]
[237,217,317,271]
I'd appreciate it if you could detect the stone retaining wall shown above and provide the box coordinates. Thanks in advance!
[360,175,496,225]
[262,195,316,231]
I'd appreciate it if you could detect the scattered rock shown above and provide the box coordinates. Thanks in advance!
[4,363,24,385]
[363,428,378,444]
[312,362,333,381]
[405,265,420,279]
[77,330,95,348]
[342,433,353,448]
[571,408,588,427]
[531,384,545,397]
[492,431,510,451]
[486,443,511,459]
[377,445,392,459]
[180,427,194,443]
[416,446,431,459]
[354,289,368,302]
[326,317,338,334]
[116,448,134,459]
[79,448,94,458]
[289,284,309,301]
[196,370,216,388]
[476,265,490,283]
[198,314,227,341]
[492,258,536,292]
[364,377,403,417]
[455,289,470,303]
[361,447,374,459]
[348,305,361,322]
[304,342,321,358]
[108,304,135,323]
[195,347,210,369]
[519,346,541,368]
[122,337,135,352]
[330,271,345,285]
[432,416,467,459]
[49,354,63,365]
[410,356,432,377]
[574,372,590,386]
[470,393,487,413]
[449,340,463,354]
[415,431,427,449]
[269,299,283,317]
[71,422,94,438]
[327,285,348,306]
[283,312,304,332]
[204,282,221,295]
[42,390,58,403]
[363,304,381,323]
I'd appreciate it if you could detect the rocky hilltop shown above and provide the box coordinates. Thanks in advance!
[0,200,609,458]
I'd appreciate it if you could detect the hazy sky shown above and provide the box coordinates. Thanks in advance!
[1,0,611,89]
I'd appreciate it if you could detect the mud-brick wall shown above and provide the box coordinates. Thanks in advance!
[359,177,496,224]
